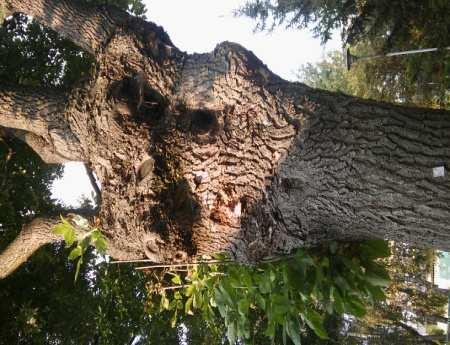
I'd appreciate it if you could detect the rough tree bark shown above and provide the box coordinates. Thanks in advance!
[0,0,449,277]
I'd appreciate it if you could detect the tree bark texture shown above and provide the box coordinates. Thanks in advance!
[0,0,449,273]
[0,218,60,279]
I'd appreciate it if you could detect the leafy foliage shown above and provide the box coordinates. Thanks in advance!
[53,215,108,281]
[0,136,63,252]
[344,243,448,344]
[145,241,391,344]
[238,0,450,48]
[0,13,94,89]
[298,49,449,109]
[0,246,159,345]
[0,0,147,90]
[239,0,450,109]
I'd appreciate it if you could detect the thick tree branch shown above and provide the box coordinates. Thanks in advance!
[0,84,85,163]
[0,206,99,279]
[2,0,122,54]
[258,77,450,251]
[0,206,146,279]
[0,217,60,279]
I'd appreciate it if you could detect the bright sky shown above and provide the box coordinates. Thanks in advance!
[51,0,342,206]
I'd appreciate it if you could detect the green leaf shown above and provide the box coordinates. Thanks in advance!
[345,298,366,317]
[361,240,390,259]
[285,317,302,345]
[209,296,217,308]
[258,273,272,294]
[365,263,390,286]
[185,284,194,297]
[160,294,170,311]
[320,257,330,268]
[53,222,76,247]
[79,236,91,251]
[218,283,234,305]
[185,297,194,315]
[366,285,386,302]
[94,236,108,253]
[331,287,344,314]
[282,321,287,345]
[271,294,291,322]
[74,257,82,282]
[255,293,266,310]
[265,319,276,338]
[295,249,315,267]
[171,274,182,285]
[68,245,83,261]
[227,321,237,345]
[193,291,199,309]
[192,289,205,310]
[302,308,328,339]
[238,298,250,316]
[171,309,178,328]
[365,274,390,287]
[90,229,108,253]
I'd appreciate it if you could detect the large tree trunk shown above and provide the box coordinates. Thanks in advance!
[0,0,449,275]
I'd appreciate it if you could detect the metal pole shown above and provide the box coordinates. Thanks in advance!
[447,290,450,345]
[346,46,450,70]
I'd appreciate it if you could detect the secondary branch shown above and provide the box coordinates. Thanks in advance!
[2,0,122,54]
[0,84,85,163]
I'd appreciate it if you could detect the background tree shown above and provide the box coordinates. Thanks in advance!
[238,0,449,47]
[298,48,449,109]
[239,0,450,107]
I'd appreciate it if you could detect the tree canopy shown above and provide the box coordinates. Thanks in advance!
[238,0,450,48]
[240,0,450,108]
[298,49,449,109]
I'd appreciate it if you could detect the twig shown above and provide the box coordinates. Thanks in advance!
[112,254,295,267]
[161,284,188,291]
[134,260,236,270]
[110,259,158,264]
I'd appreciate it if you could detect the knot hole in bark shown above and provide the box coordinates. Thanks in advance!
[182,109,221,144]
[109,74,167,123]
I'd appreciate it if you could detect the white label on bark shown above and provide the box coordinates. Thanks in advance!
[433,166,445,177]
[233,202,242,217]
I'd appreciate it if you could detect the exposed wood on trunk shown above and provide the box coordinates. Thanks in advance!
[0,0,449,277]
